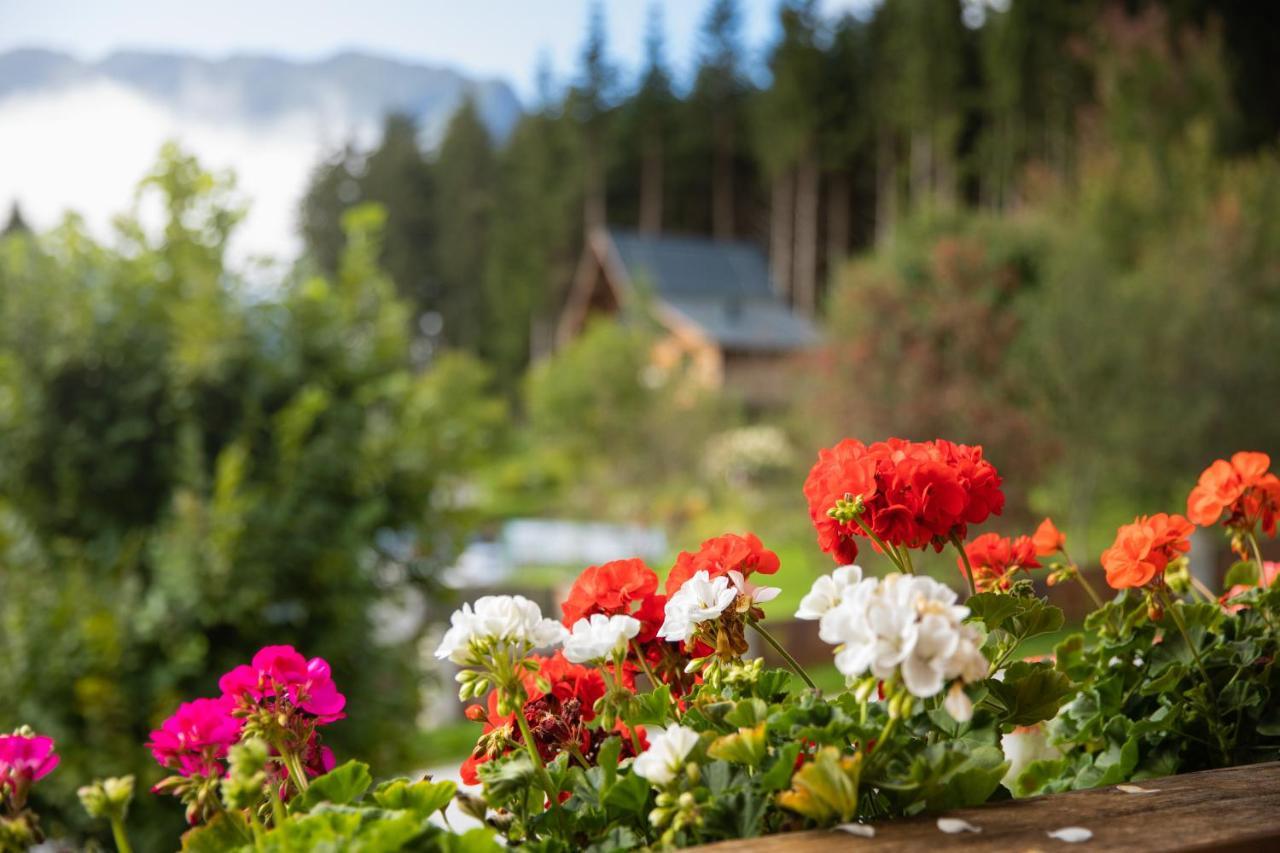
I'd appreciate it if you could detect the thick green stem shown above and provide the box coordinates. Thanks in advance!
[749,617,817,690]
[950,534,978,598]
[109,817,133,853]
[281,749,310,795]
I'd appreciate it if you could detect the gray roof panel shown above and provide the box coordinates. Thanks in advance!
[607,228,819,351]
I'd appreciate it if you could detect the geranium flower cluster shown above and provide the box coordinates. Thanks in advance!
[804,438,1004,564]
[960,532,1041,593]
[0,729,59,812]
[1187,451,1280,539]
[798,567,987,721]
[460,652,612,785]
[1099,513,1195,590]
[149,645,345,823]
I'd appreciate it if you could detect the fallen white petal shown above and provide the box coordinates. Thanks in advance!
[835,823,876,838]
[937,817,981,834]
[1116,784,1158,794]
[1047,826,1093,842]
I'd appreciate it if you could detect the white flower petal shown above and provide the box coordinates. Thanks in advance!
[1116,784,1157,794]
[1047,827,1093,843]
[834,823,875,837]
[753,586,782,603]
[937,817,981,834]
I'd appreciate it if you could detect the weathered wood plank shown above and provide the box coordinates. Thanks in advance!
[697,762,1280,852]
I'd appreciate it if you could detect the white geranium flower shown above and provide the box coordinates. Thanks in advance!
[944,682,974,722]
[727,569,781,605]
[632,724,700,786]
[815,572,989,702]
[658,571,737,643]
[562,613,641,664]
[434,595,566,664]
[795,564,863,620]
[1000,724,1061,789]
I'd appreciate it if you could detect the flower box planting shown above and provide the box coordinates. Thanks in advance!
[4,440,1279,851]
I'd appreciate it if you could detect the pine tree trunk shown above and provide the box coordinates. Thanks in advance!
[770,169,796,302]
[639,135,663,235]
[712,113,735,241]
[875,129,897,246]
[910,129,931,208]
[794,155,820,317]
[584,125,606,232]
[825,170,850,276]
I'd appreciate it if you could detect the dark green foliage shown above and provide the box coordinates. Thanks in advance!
[1013,589,1280,796]
[0,147,507,845]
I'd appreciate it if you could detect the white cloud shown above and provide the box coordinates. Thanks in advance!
[0,80,372,264]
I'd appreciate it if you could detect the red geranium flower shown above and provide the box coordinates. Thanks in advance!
[960,533,1041,592]
[562,558,659,627]
[1100,513,1194,590]
[1187,452,1280,539]
[803,438,1004,562]
[665,533,780,596]
[460,651,608,785]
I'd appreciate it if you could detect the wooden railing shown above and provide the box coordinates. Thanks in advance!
[695,761,1280,852]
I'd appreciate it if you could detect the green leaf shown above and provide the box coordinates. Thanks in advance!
[180,811,252,852]
[602,770,650,819]
[290,760,373,813]
[967,593,1023,633]
[439,827,505,853]
[984,661,1075,727]
[724,698,768,728]
[1011,757,1070,798]
[585,827,641,853]
[759,742,802,792]
[923,745,1008,811]
[370,777,456,816]
[630,683,675,726]
[1224,560,1259,588]
[707,724,767,767]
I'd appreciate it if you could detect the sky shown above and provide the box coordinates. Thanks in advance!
[0,0,871,101]
[0,0,872,262]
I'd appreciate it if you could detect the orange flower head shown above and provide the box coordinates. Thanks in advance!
[1101,513,1194,590]
[665,532,780,596]
[1032,518,1066,557]
[561,558,659,627]
[1186,452,1280,537]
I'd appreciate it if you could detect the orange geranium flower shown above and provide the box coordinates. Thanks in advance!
[561,558,659,627]
[664,532,780,596]
[1100,513,1195,589]
[1186,452,1280,537]
[1032,518,1066,557]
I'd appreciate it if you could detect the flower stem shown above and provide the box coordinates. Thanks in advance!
[849,513,907,573]
[1074,567,1106,609]
[1188,574,1216,603]
[950,534,978,598]
[1248,531,1268,589]
[630,640,660,692]
[109,817,133,853]
[1159,589,1231,763]
[513,705,563,817]
[281,749,310,795]
[749,617,817,690]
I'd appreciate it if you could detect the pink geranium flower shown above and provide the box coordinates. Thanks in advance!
[0,732,59,801]
[220,645,346,722]
[147,696,243,779]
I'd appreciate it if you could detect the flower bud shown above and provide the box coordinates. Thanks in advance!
[678,792,696,810]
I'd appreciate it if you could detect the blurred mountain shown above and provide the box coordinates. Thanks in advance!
[0,47,523,145]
